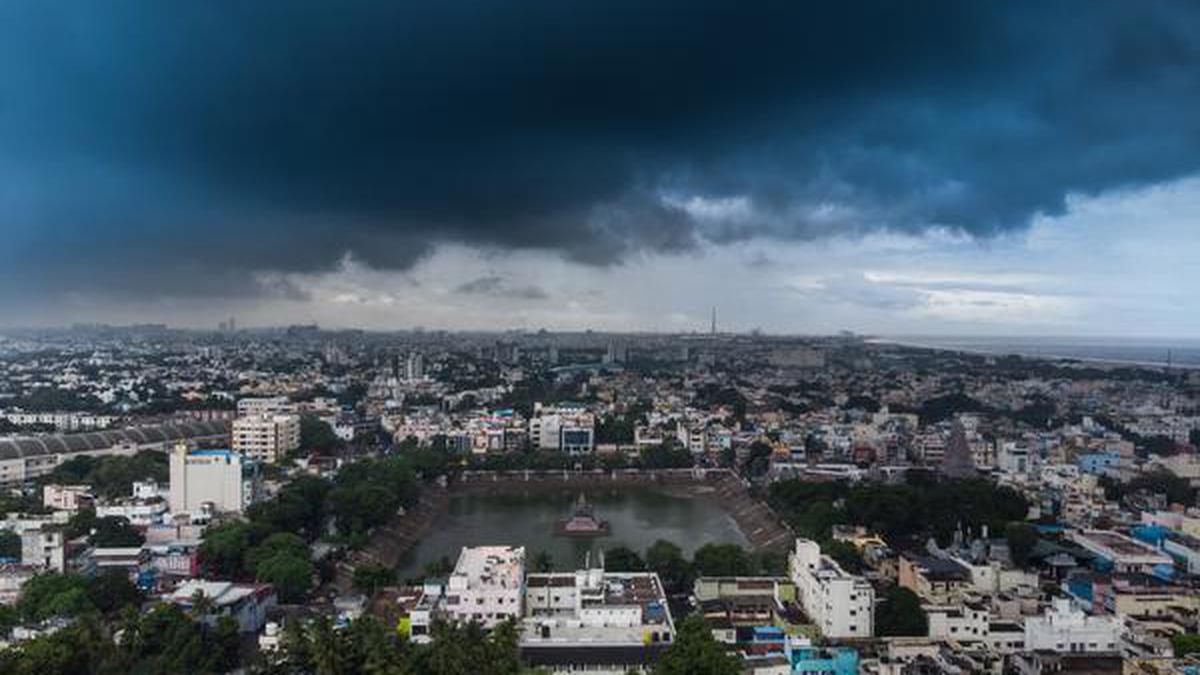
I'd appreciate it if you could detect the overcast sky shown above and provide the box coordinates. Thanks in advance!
[2,2,1200,335]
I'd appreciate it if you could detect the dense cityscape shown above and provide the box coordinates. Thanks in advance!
[6,1,1200,674]
[0,325,1198,673]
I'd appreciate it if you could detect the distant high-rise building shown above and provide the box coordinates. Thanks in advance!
[941,420,978,479]
[604,341,627,364]
[710,306,717,335]
[405,351,425,382]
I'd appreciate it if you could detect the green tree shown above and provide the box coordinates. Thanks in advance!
[1005,521,1039,567]
[1173,633,1200,657]
[645,539,691,593]
[875,586,928,637]
[0,615,112,675]
[353,564,397,596]
[692,544,754,577]
[112,603,240,674]
[89,515,145,547]
[199,520,257,578]
[653,614,740,675]
[530,550,555,573]
[638,444,694,469]
[244,532,310,576]
[300,415,342,456]
[603,546,646,572]
[256,551,314,604]
[17,573,94,622]
[420,619,522,675]
[50,450,169,500]
[822,540,864,574]
[246,475,330,540]
[86,571,143,615]
[0,530,20,559]
[421,555,454,579]
[0,603,19,634]
[742,441,774,478]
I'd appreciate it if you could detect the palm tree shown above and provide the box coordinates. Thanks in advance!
[188,588,216,621]
[309,616,343,675]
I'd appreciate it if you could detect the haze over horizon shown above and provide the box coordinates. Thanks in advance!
[4,2,1200,336]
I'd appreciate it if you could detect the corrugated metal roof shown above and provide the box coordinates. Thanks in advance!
[0,420,230,465]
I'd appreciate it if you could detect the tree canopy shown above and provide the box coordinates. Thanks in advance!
[875,586,928,637]
[652,615,741,675]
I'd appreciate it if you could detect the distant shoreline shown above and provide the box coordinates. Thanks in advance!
[869,337,1198,371]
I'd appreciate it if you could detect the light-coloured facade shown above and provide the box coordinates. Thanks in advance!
[0,411,116,432]
[523,565,676,674]
[96,499,169,527]
[529,403,595,454]
[232,413,300,463]
[445,545,525,628]
[925,602,989,643]
[167,579,277,633]
[236,396,296,417]
[1023,599,1122,653]
[168,444,260,515]
[0,564,36,604]
[42,484,93,512]
[1069,530,1173,574]
[789,538,874,639]
[20,529,64,572]
[898,554,971,604]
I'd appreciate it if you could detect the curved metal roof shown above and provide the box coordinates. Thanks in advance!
[62,435,91,452]
[0,419,230,466]
[41,436,70,455]
[16,438,47,457]
[0,440,22,461]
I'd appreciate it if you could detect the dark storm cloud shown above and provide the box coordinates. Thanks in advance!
[455,275,549,301]
[1,1,1199,302]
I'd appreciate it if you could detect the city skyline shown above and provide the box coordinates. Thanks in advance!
[3,2,1200,336]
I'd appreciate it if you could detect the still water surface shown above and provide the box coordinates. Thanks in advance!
[395,487,748,578]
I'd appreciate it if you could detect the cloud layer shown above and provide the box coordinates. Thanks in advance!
[1,1,1199,305]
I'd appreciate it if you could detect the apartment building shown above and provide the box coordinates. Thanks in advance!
[528,403,594,454]
[236,396,296,417]
[232,413,300,463]
[1024,599,1122,653]
[523,565,676,673]
[789,538,875,639]
[444,545,525,628]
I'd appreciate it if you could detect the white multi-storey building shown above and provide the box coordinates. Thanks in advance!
[789,538,875,639]
[96,499,169,527]
[20,529,64,572]
[42,484,93,512]
[168,444,260,516]
[529,403,594,454]
[1024,599,1122,653]
[523,562,676,674]
[444,545,525,629]
[236,396,296,417]
[232,413,300,463]
[405,352,426,382]
[926,601,990,643]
